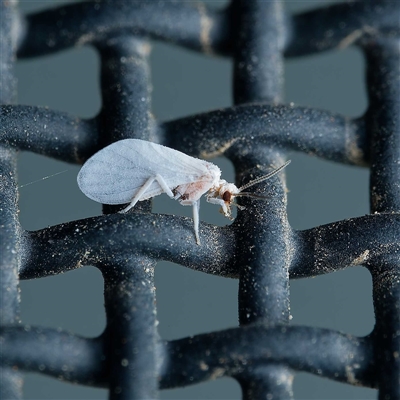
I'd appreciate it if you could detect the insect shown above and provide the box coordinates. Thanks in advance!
[77,139,290,245]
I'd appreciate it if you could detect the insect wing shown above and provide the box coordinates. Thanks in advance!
[77,139,217,205]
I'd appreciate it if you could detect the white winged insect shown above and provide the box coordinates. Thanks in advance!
[77,139,290,245]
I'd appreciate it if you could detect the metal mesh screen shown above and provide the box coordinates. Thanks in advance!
[1,0,399,399]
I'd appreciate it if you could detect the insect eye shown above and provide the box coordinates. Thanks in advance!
[222,191,232,202]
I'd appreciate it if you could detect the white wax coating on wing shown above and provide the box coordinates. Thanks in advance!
[77,139,221,205]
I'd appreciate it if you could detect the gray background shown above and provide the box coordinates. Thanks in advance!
[16,0,375,399]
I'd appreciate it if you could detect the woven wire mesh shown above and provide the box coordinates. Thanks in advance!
[1,0,400,399]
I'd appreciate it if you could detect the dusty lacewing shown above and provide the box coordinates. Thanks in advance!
[77,139,290,244]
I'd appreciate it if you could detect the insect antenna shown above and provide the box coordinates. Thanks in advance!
[234,192,270,199]
[238,160,291,192]
[19,169,69,189]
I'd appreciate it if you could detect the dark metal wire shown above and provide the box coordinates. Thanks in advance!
[1,0,399,399]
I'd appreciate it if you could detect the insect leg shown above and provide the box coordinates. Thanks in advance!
[180,199,201,245]
[154,174,174,198]
[192,200,201,245]
[206,196,229,216]
[120,174,175,213]
[120,176,156,213]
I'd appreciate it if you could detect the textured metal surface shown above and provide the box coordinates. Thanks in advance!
[1,0,400,399]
